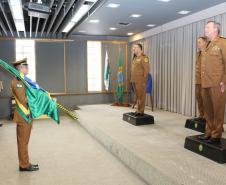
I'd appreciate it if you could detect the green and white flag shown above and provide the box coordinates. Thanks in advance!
[104,50,110,91]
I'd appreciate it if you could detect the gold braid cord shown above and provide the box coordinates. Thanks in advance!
[57,103,78,120]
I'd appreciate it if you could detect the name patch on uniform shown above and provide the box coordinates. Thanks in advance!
[17,84,22,88]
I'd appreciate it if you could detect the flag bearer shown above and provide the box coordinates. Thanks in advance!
[11,58,39,172]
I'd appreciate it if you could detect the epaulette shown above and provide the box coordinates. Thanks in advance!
[143,56,149,63]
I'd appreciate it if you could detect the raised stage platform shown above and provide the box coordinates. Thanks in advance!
[77,104,226,185]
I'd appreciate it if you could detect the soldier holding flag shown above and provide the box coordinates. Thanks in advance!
[11,58,39,172]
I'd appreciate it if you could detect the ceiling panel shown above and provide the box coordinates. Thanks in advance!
[72,0,226,37]
[0,0,225,38]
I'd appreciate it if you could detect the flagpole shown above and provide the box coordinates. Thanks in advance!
[57,103,78,120]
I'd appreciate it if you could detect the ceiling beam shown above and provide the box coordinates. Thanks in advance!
[56,0,87,34]
[24,27,27,38]
[0,2,14,37]
[51,0,78,34]
[46,0,65,36]
[35,18,40,38]
[40,0,55,37]
[0,17,8,36]
[30,16,32,38]
[66,0,107,37]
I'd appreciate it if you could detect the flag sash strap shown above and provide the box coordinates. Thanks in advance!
[14,96,30,115]
[14,95,31,123]
[15,104,32,124]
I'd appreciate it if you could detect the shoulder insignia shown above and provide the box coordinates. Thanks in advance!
[17,84,22,88]
[144,57,149,63]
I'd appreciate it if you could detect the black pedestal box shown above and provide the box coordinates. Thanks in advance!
[184,135,226,164]
[185,118,206,133]
[123,112,154,126]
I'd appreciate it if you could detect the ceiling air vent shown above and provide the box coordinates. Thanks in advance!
[118,22,131,26]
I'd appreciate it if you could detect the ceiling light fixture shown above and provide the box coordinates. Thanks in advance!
[63,22,76,33]
[89,19,100,23]
[62,2,96,32]
[86,0,98,2]
[78,30,86,33]
[157,0,171,2]
[147,24,156,27]
[178,10,191,15]
[106,3,120,8]
[127,32,134,36]
[8,0,25,32]
[109,27,117,30]
[130,14,142,18]
[71,4,90,22]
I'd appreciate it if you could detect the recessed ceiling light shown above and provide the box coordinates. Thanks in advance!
[178,10,191,15]
[78,30,86,33]
[127,32,134,36]
[89,19,99,23]
[130,14,142,18]
[147,24,156,27]
[157,0,171,2]
[106,3,120,8]
[86,0,98,2]
[109,27,117,30]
